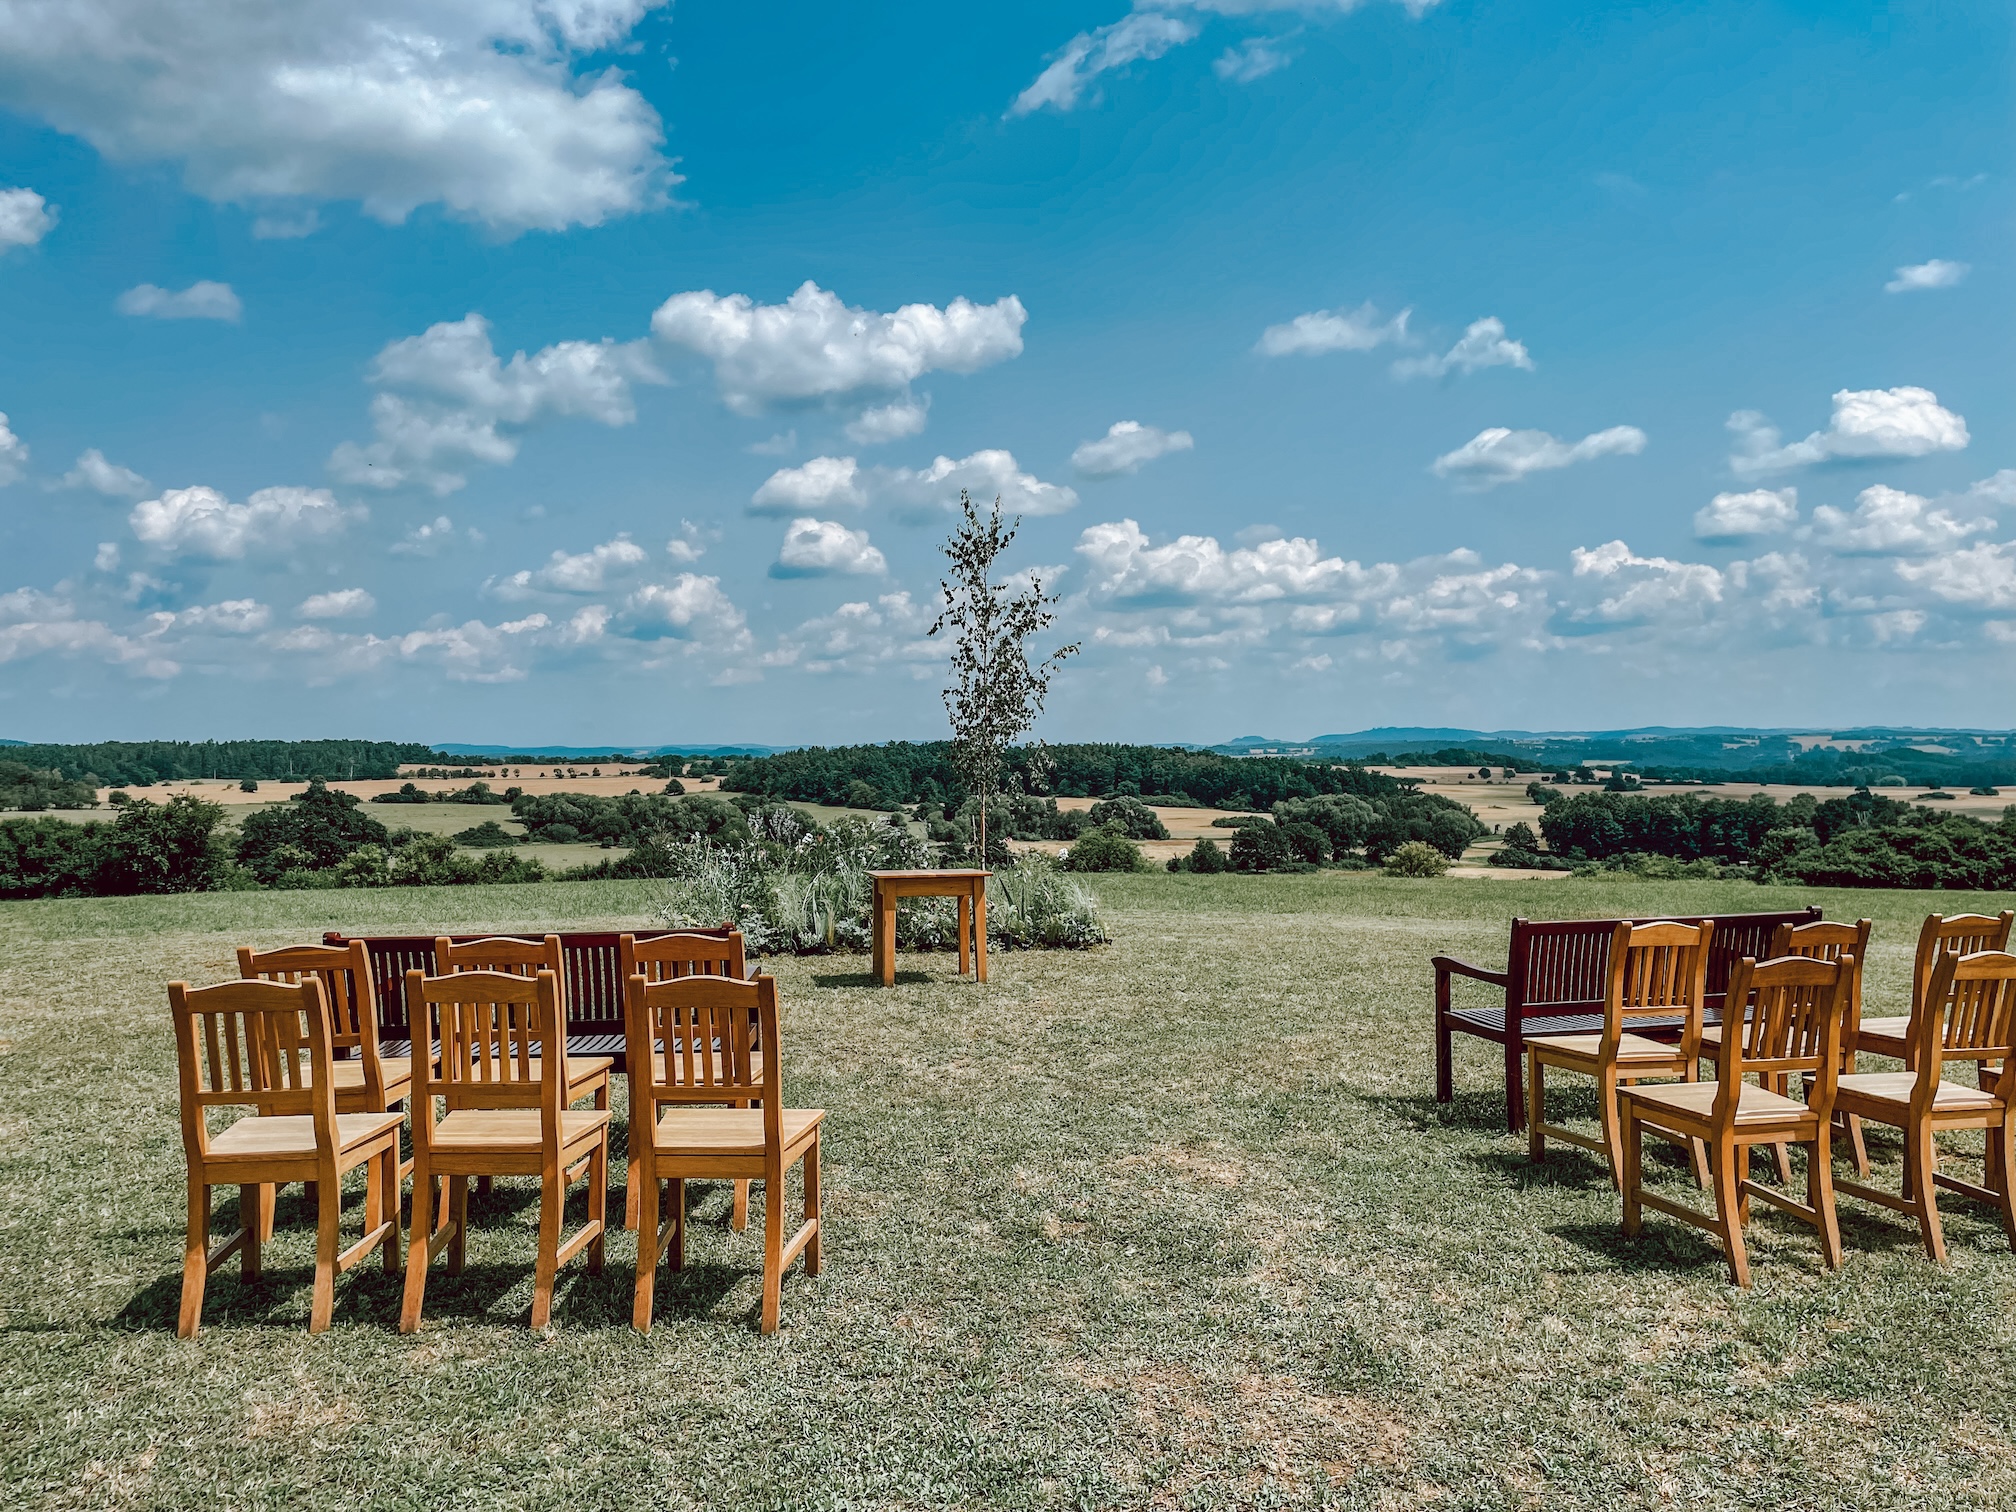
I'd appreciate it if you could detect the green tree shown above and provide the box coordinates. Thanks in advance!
[1063,827,1143,873]
[928,491,1078,869]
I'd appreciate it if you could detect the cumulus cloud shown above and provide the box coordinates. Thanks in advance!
[115,281,241,322]
[129,484,354,559]
[489,535,651,597]
[651,281,1025,417]
[1257,301,1410,357]
[622,574,749,643]
[298,587,375,619]
[757,449,1077,519]
[1895,542,2016,611]
[1431,424,1646,487]
[1078,519,1358,605]
[1391,316,1534,380]
[0,186,54,249]
[1886,259,1969,293]
[1809,484,1994,556]
[329,313,663,493]
[62,448,149,498]
[771,518,887,578]
[0,2,674,233]
[1964,470,2016,508]
[845,396,930,445]
[751,455,866,515]
[0,411,27,486]
[1072,420,1196,478]
[772,591,937,677]
[1694,487,1798,542]
[389,515,479,556]
[1728,387,1969,477]
[0,589,177,678]
[146,598,271,634]
[1562,540,1724,631]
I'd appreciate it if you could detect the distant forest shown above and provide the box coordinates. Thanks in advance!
[0,740,441,787]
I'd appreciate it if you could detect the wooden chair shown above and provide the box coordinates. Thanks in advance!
[435,934,612,1109]
[238,941,414,1238]
[1620,953,1854,1287]
[625,971,823,1334]
[1526,921,1713,1190]
[400,968,609,1332]
[618,930,753,1231]
[1832,950,2016,1263]
[171,978,402,1338]
[1855,912,2014,1064]
[1700,919,1874,1180]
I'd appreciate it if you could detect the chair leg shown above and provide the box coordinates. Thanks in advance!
[1993,1117,2016,1251]
[732,1179,751,1233]
[1713,1139,1751,1288]
[1526,1055,1545,1163]
[1910,1123,1948,1263]
[632,1156,658,1334]
[179,1180,209,1340]
[238,1185,263,1282]
[1620,1108,1643,1238]
[1433,993,1453,1104]
[400,1158,433,1335]
[531,1170,561,1329]
[448,1177,468,1276]
[1598,1071,1624,1192]
[588,1136,607,1275]
[309,1167,340,1334]
[1844,1112,1871,1180]
[1808,1128,1842,1271]
[378,1147,401,1272]
[804,1133,822,1275]
[625,1147,641,1232]
[760,1170,785,1334]
[1504,1039,1525,1134]
[670,1178,686,1271]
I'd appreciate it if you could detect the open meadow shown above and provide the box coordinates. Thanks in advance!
[5,872,2016,1509]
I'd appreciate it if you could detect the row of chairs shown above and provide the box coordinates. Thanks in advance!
[1523,911,2016,1286]
[172,931,822,1337]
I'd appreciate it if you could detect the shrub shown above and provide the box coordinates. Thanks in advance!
[1063,827,1145,873]
[1085,796,1169,840]
[662,778,686,796]
[1173,837,1228,874]
[237,779,388,883]
[988,855,1108,948]
[238,778,258,793]
[1383,840,1449,877]
[1279,820,1330,865]
[1229,819,1294,873]
[452,820,519,848]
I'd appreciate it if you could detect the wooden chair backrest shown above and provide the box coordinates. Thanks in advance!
[1912,913,2016,1017]
[1603,920,1713,1050]
[1506,908,1819,1014]
[1768,918,1872,1024]
[626,972,779,1116]
[237,940,379,1060]
[170,978,337,1159]
[407,967,567,1115]
[619,930,746,983]
[436,933,565,986]
[1917,950,2016,1074]
[1716,954,1852,1119]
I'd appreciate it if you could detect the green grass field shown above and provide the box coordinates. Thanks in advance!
[4,873,2016,1509]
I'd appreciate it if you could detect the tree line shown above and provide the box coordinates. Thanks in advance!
[0,739,442,788]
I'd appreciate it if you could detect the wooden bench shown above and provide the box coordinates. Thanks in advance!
[1432,907,1823,1131]
[322,929,737,1072]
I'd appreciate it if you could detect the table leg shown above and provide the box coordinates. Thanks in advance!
[975,882,988,984]
[958,893,972,978]
[877,892,897,987]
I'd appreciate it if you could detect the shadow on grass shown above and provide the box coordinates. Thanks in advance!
[1359,1088,1518,1136]
[810,969,936,988]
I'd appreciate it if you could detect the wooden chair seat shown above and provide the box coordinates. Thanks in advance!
[208,1110,405,1163]
[1527,1031,1681,1065]
[430,1108,612,1155]
[654,1106,823,1159]
[566,1056,613,1101]
[331,1056,412,1097]
[1835,1071,1998,1116]
[1622,1080,1814,1128]
[1853,1016,1912,1059]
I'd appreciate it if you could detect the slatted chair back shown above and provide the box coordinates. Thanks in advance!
[1916,951,2016,1076]
[1768,916,1872,1021]
[626,972,778,1115]
[1604,920,1714,1053]
[619,929,746,984]
[408,968,567,1116]
[435,932,565,985]
[1715,954,1852,1114]
[170,978,338,1158]
[1912,913,2016,1018]
[237,941,379,1063]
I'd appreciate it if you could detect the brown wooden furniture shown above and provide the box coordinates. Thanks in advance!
[625,970,823,1333]
[1855,912,2014,1064]
[1832,949,2016,1262]
[400,968,609,1332]
[434,934,612,1114]
[322,927,738,1070]
[618,930,754,1231]
[1527,921,1714,1188]
[1620,953,1855,1288]
[171,977,402,1338]
[1433,907,1823,1131]
[868,869,989,986]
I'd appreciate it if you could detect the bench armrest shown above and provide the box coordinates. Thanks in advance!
[1431,955,1510,988]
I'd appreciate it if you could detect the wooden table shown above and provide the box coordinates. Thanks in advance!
[868,869,990,986]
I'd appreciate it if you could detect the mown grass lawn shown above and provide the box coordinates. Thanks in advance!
[4,873,2016,1510]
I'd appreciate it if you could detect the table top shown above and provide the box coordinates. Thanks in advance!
[867,869,991,880]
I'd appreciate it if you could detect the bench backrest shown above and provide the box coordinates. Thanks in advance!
[323,928,737,1041]
[1506,908,1821,1017]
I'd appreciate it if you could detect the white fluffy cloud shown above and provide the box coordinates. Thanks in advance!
[755,449,1078,519]
[772,518,887,578]
[650,281,1026,418]
[1809,484,1994,556]
[389,515,480,556]
[490,535,651,597]
[1728,387,1969,477]
[0,589,176,678]
[621,574,749,643]
[774,591,937,676]
[751,455,866,515]
[1257,302,1410,357]
[844,396,930,445]
[1072,420,1196,478]
[1895,543,2016,611]
[1391,316,1534,380]
[0,411,27,486]
[329,313,662,493]
[129,484,354,559]
[1886,259,1969,293]
[0,2,674,233]
[298,587,376,619]
[62,448,149,497]
[1431,424,1646,487]
[0,186,54,249]
[1078,519,1358,604]
[1563,540,1724,631]
[146,598,271,634]
[1694,487,1798,542]
[115,281,242,322]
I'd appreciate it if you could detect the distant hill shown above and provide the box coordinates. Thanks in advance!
[431,742,786,760]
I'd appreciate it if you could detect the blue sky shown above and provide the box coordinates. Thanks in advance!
[0,1,2007,746]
